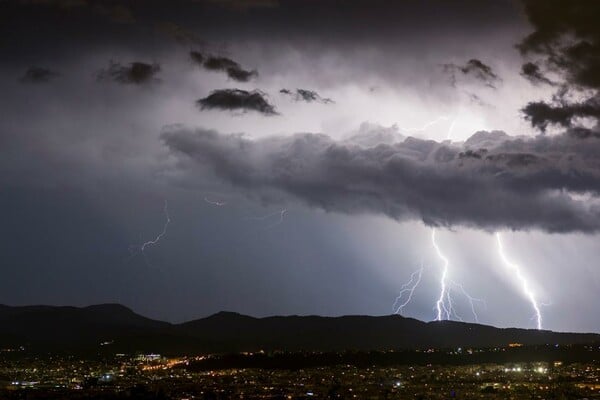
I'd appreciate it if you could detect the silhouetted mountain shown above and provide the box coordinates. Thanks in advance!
[0,304,598,354]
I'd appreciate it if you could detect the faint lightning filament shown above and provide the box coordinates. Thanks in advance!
[496,232,543,330]
[140,200,170,252]
[393,265,423,315]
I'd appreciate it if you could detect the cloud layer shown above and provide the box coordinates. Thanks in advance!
[162,126,600,233]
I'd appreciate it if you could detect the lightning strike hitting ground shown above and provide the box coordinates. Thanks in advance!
[449,280,485,323]
[431,228,484,323]
[393,264,424,315]
[496,232,543,330]
[432,228,451,320]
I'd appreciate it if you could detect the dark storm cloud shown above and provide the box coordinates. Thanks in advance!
[280,88,334,104]
[19,67,60,83]
[189,52,258,82]
[520,62,554,86]
[162,127,600,233]
[522,97,600,132]
[519,1,600,132]
[443,59,501,89]
[97,61,160,85]
[196,89,277,115]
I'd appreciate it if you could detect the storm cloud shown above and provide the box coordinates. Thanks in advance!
[190,52,258,82]
[162,126,600,233]
[97,61,160,85]
[520,62,555,86]
[197,89,277,115]
[519,1,600,133]
[280,88,334,104]
[443,59,501,89]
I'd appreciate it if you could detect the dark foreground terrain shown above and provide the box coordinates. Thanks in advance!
[1,304,599,354]
[2,304,600,398]
[2,348,600,399]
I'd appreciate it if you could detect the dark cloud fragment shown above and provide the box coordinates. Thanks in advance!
[522,96,600,132]
[520,62,555,86]
[443,59,501,89]
[189,52,257,82]
[162,126,600,234]
[97,61,160,85]
[19,67,60,83]
[518,1,600,132]
[196,89,277,115]
[280,88,334,104]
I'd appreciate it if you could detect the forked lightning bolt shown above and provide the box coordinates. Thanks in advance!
[393,265,423,315]
[431,228,484,322]
[496,232,543,330]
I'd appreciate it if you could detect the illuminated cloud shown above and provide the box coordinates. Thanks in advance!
[162,126,600,233]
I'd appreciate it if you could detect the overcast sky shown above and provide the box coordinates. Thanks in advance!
[2,0,600,332]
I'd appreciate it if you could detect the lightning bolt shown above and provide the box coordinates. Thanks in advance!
[445,118,457,140]
[393,264,424,315]
[432,228,451,320]
[204,196,226,206]
[140,200,170,253]
[495,232,543,330]
[402,116,449,133]
[264,209,287,229]
[431,228,484,323]
[449,280,485,323]
[245,208,287,229]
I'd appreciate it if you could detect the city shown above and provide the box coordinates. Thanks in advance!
[1,346,600,399]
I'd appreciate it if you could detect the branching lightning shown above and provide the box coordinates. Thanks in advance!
[496,232,543,330]
[392,116,483,321]
[431,228,485,323]
[393,264,423,315]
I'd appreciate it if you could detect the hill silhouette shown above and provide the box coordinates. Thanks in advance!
[0,304,598,354]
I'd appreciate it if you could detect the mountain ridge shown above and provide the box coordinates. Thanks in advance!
[0,304,598,354]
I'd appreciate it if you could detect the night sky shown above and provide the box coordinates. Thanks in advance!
[2,0,600,332]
